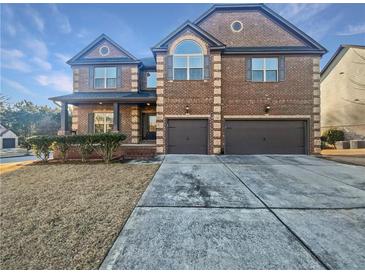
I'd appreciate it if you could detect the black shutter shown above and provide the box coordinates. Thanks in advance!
[246,57,252,81]
[166,55,173,80]
[89,66,94,89]
[279,56,286,81]
[88,113,94,133]
[117,66,122,88]
[204,55,210,79]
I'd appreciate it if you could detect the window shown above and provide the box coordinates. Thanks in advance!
[146,71,157,88]
[94,67,117,88]
[252,58,278,82]
[94,113,113,133]
[99,46,110,56]
[173,40,203,80]
[231,21,243,32]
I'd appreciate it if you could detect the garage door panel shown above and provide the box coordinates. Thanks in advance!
[167,120,208,154]
[2,138,16,149]
[225,120,306,155]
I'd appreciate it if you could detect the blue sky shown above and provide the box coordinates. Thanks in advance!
[1,3,365,106]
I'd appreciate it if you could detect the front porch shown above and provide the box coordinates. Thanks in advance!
[50,91,157,159]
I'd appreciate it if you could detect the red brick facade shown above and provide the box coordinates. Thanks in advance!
[58,5,323,158]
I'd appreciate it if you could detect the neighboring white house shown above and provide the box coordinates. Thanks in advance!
[321,44,365,140]
[0,124,18,149]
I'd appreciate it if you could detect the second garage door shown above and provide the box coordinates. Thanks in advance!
[225,120,307,154]
[167,119,208,154]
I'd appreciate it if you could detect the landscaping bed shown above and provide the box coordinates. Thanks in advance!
[0,163,159,269]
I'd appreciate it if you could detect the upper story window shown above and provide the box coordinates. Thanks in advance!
[252,58,278,82]
[94,113,113,133]
[94,67,117,88]
[173,40,203,80]
[146,71,157,88]
[99,46,110,56]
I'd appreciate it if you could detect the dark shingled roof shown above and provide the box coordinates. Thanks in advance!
[49,91,156,103]
[140,57,156,68]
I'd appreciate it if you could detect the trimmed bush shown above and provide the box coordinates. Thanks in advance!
[73,135,95,162]
[27,136,54,162]
[322,129,345,148]
[26,133,126,163]
[92,133,126,163]
[52,135,74,162]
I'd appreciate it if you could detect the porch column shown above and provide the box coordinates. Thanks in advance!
[113,102,120,132]
[131,105,141,143]
[58,102,69,135]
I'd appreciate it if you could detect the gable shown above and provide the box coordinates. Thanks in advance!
[67,34,139,65]
[194,4,326,53]
[84,39,128,59]
[152,21,225,53]
[198,10,306,47]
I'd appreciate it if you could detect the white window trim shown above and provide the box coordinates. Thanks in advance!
[94,67,117,89]
[94,112,114,133]
[252,58,279,82]
[173,53,204,80]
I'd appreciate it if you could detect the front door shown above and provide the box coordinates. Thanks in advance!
[142,113,156,140]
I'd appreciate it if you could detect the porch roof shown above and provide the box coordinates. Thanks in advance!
[49,91,156,104]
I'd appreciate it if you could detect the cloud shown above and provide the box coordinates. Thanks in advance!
[2,5,26,37]
[49,4,72,34]
[76,29,90,39]
[54,53,71,63]
[274,4,331,24]
[35,72,72,92]
[25,38,48,59]
[305,14,343,41]
[31,57,52,70]
[337,23,365,36]
[25,5,45,33]
[1,48,31,73]
[2,78,35,96]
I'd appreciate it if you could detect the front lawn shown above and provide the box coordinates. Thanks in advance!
[0,163,159,269]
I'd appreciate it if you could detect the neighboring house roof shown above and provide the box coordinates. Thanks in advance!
[151,20,226,53]
[321,44,365,81]
[140,57,156,69]
[49,91,156,104]
[67,33,139,65]
[0,124,17,137]
[194,4,327,55]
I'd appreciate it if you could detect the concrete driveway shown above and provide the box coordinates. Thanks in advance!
[101,155,365,270]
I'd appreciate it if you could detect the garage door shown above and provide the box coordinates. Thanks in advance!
[2,138,16,149]
[167,119,208,154]
[225,120,307,154]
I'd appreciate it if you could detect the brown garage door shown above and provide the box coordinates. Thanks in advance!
[167,119,208,154]
[225,120,307,154]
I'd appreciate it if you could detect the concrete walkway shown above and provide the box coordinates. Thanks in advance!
[101,155,365,270]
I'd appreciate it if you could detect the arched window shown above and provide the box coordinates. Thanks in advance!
[173,40,204,80]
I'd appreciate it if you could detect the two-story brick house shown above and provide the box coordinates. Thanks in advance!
[50,4,326,157]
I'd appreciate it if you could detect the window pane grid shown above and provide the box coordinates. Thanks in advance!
[94,67,117,88]
[94,113,114,133]
[173,55,204,80]
[252,58,278,82]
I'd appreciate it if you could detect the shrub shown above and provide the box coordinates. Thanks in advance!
[92,133,126,163]
[73,135,95,162]
[27,136,54,162]
[52,135,75,162]
[322,129,345,148]
[18,136,32,152]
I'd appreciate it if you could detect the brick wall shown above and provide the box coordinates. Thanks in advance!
[155,10,321,154]
[198,10,305,47]
[72,64,138,92]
